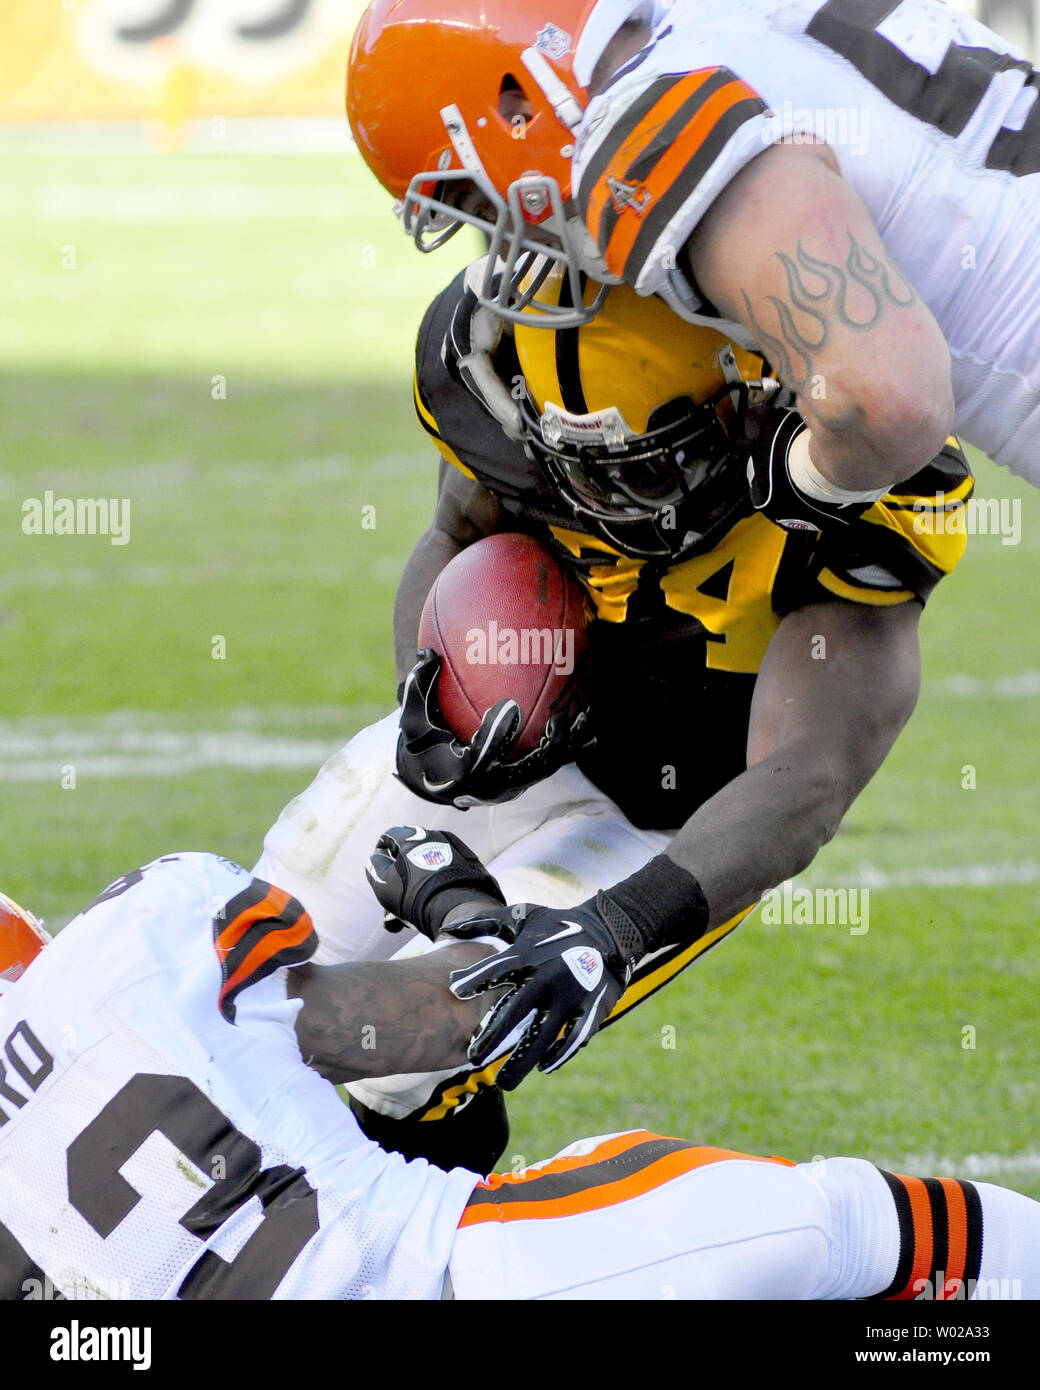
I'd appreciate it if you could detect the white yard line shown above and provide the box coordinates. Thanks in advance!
[805,861,1040,889]
[888,1151,1040,1179]
[0,741,339,780]
[933,672,1040,697]
[0,707,385,780]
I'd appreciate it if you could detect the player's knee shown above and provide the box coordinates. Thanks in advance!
[798,1156,896,1300]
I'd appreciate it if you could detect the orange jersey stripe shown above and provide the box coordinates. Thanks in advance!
[460,1136,792,1228]
[478,1130,662,1190]
[586,69,717,250]
[938,1177,970,1296]
[215,886,292,956]
[219,914,315,1001]
[603,78,763,274]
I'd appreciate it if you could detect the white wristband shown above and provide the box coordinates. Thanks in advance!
[787,431,891,506]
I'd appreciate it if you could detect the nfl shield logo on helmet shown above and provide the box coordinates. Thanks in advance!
[535,23,572,60]
[407,842,454,871]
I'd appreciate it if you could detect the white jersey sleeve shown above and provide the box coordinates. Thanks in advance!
[573,24,773,295]
[0,854,475,1301]
[573,0,1040,479]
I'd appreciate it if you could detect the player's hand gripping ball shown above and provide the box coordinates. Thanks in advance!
[396,534,592,808]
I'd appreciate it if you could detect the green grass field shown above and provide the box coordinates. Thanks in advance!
[2,134,1038,1194]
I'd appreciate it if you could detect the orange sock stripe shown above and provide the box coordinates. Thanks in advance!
[876,1170,987,1300]
[898,1174,936,1299]
[938,1177,970,1295]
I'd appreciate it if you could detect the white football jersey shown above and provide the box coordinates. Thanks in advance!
[0,854,475,1300]
[573,0,1040,480]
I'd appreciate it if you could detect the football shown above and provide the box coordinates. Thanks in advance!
[418,533,590,754]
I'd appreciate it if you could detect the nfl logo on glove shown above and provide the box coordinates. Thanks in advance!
[563,945,604,991]
[407,843,454,870]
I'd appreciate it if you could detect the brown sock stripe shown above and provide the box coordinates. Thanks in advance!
[874,1169,984,1299]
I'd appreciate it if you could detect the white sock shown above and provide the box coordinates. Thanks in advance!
[972,1181,1040,1300]
[809,1156,1040,1300]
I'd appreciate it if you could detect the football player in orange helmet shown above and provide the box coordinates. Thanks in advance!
[0,891,50,996]
[347,0,637,326]
[346,2,1040,534]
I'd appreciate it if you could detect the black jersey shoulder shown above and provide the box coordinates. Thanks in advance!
[413,271,567,521]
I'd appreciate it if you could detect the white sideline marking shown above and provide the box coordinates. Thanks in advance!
[934,671,1040,698]
[0,708,384,781]
[890,1152,1040,1179]
[808,862,1040,889]
[0,734,340,780]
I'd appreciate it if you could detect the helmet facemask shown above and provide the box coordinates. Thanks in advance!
[522,389,751,560]
[401,164,611,328]
[398,53,618,329]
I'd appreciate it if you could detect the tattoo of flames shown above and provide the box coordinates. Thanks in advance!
[741,235,918,390]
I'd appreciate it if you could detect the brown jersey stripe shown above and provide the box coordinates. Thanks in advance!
[218,916,315,1023]
[624,69,737,186]
[602,78,766,275]
[213,880,317,1022]
[465,1135,693,1208]
[620,92,769,283]
[589,69,727,255]
[215,883,290,952]
[461,1134,793,1226]
[221,912,315,997]
[578,73,686,216]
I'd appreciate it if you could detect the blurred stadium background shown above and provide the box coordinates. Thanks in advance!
[1,0,1038,1185]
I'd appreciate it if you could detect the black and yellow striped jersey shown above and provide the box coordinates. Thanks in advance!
[414,268,972,829]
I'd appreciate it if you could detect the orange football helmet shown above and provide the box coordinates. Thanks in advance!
[347,1,661,325]
[0,890,50,996]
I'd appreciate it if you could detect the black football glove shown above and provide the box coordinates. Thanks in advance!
[365,826,506,939]
[395,648,592,810]
[444,893,648,1089]
[743,405,872,531]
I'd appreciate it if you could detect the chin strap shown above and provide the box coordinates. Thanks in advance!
[520,48,586,132]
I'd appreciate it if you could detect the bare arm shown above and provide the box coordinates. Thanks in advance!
[667,599,922,925]
[437,602,922,1086]
[393,460,503,689]
[288,940,504,1084]
[686,144,954,494]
